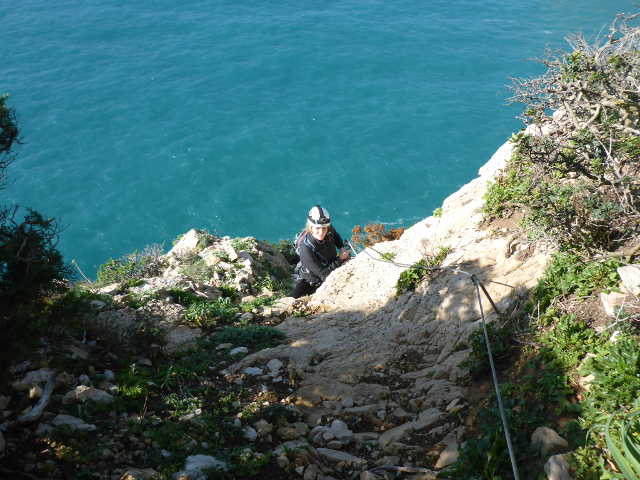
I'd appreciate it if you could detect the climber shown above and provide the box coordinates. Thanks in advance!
[292,205,350,298]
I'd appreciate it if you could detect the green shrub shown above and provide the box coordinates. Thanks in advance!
[96,244,163,286]
[0,208,71,365]
[230,237,254,252]
[214,325,286,351]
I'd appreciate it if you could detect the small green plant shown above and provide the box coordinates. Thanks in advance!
[461,322,514,378]
[230,237,254,252]
[240,295,277,313]
[396,246,451,295]
[433,207,443,218]
[380,251,397,261]
[184,297,239,328]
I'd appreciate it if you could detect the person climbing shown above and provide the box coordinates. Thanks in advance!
[292,205,350,298]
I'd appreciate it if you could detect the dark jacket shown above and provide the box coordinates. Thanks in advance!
[295,227,345,286]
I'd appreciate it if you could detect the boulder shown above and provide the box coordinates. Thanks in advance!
[531,427,569,456]
[434,433,459,469]
[63,385,114,405]
[168,229,202,259]
[600,291,630,317]
[165,326,203,354]
[618,265,640,296]
[544,454,573,480]
[52,414,97,432]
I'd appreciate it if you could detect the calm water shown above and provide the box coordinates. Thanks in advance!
[1,1,634,275]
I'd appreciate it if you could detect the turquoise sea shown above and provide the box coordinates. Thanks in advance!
[1,1,635,276]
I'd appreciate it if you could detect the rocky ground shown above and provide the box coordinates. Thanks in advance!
[4,130,635,479]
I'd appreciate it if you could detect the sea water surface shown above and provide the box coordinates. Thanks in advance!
[1,1,635,275]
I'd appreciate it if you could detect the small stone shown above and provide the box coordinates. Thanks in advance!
[29,386,43,399]
[217,343,233,350]
[52,414,97,431]
[360,472,382,480]
[295,466,305,475]
[544,454,573,480]
[243,426,258,441]
[267,358,284,374]
[136,358,153,367]
[618,265,640,296]
[341,397,354,408]
[230,347,249,356]
[304,464,320,480]
[254,419,274,435]
[78,374,91,386]
[326,440,343,449]
[239,312,254,323]
[244,367,263,376]
[531,427,568,456]
[277,454,290,469]
[103,370,116,381]
[63,385,114,404]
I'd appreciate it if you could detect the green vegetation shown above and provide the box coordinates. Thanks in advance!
[396,246,451,295]
[460,15,640,478]
[432,207,443,218]
[0,96,71,369]
[487,14,640,253]
[96,244,163,286]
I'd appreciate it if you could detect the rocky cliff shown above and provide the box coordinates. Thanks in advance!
[1,137,556,480]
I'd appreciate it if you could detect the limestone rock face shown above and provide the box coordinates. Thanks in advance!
[229,139,552,462]
[168,229,201,259]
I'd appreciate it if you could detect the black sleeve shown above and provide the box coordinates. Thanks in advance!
[331,227,345,249]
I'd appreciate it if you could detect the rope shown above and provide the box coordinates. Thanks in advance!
[348,241,521,480]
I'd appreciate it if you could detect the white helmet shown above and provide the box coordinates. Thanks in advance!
[307,205,331,227]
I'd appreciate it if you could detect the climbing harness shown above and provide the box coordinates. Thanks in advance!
[349,241,521,480]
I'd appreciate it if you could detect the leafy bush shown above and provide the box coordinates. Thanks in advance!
[499,15,640,251]
[96,244,163,286]
[214,325,286,350]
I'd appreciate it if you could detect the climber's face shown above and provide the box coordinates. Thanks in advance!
[311,225,329,241]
